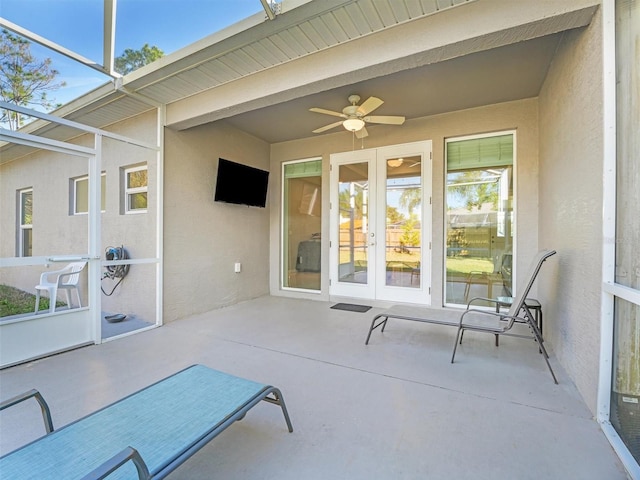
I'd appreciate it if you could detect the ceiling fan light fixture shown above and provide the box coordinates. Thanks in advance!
[343,118,365,132]
[387,158,404,168]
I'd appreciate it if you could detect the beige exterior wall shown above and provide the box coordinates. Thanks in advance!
[538,11,603,413]
[269,98,540,307]
[0,110,159,323]
[163,122,271,322]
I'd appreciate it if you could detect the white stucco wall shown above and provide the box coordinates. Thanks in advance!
[163,122,271,322]
[538,10,604,414]
[269,98,540,308]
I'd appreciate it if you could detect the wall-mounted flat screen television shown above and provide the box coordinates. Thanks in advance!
[214,158,269,208]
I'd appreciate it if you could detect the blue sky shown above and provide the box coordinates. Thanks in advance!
[1,0,263,106]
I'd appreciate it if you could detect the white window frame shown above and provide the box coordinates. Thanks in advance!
[280,157,324,293]
[73,172,106,215]
[18,188,33,257]
[124,165,148,214]
[444,130,517,307]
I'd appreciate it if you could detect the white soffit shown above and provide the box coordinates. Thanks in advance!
[127,0,476,104]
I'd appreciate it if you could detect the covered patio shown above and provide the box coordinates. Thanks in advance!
[0,296,627,479]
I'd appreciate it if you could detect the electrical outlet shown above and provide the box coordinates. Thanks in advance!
[234,262,241,273]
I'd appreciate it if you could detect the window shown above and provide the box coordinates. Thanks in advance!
[124,165,148,213]
[18,188,33,257]
[282,159,322,291]
[73,173,106,214]
[445,132,515,306]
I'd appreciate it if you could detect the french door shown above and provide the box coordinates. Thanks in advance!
[329,141,431,303]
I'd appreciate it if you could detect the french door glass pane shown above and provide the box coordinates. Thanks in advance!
[385,155,421,288]
[282,160,322,290]
[445,134,514,305]
[338,162,369,284]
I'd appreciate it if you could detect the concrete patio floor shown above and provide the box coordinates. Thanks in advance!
[0,296,629,479]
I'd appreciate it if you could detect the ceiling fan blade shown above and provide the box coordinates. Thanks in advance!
[364,115,405,125]
[355,126,369,139]
[312,121,343,133]
[357,96,383,116]
[309,107,344,118]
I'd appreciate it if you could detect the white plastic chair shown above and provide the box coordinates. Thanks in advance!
[34,262,86,313]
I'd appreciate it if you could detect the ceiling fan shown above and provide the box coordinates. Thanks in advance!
[309,94,405,138]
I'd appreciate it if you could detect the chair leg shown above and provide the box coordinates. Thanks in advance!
[65,290,72,309]
[35,290,41,313]
[365,315,388,345]
[523,306,558,384]
[74,287,82,308]
[451,326,463,363]
[49,287,57,313]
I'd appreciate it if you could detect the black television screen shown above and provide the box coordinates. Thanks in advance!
[214,158,269,208]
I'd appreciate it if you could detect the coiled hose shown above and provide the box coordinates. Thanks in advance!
[101,245,130,296]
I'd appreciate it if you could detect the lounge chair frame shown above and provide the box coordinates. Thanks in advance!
[0,364,293,479]
[365,250,558,383]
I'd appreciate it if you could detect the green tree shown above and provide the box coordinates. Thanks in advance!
[399,214,420,252]
[114,44,164,75]
[0,29,65,130]
[399,187,421,216]
[338,185,365,219]
[448,171,499,211]
[386,205,404,225]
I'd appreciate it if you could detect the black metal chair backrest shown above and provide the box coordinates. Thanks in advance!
[506,250,557,319]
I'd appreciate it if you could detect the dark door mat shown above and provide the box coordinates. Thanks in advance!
[330,303,372,313]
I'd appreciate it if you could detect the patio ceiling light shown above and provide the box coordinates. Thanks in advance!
[343,118,365,132]
[387,158,404,168]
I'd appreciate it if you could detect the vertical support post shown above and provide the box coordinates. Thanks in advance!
[155,105,165,327]
[103,0,117,76]
[90,135,103,342]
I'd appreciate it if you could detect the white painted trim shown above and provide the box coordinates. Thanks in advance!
[603,282,640,305]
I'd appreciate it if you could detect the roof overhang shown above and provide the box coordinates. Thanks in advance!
[0,0,599,162]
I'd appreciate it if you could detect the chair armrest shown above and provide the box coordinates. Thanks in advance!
[466,296,501,308]
[0,389,54,434]
[39,265,72,284]
[79,447,151,480]
[55,270,79,286]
